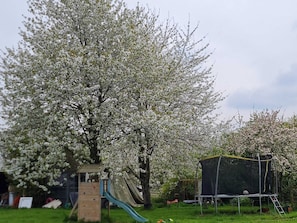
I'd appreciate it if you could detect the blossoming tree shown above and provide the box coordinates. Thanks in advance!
[0,0,223,207]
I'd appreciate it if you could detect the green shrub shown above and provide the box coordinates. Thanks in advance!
[160,178,197,202]
[230,197,253,206]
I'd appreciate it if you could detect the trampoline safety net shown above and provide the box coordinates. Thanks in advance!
[199,155,273,195]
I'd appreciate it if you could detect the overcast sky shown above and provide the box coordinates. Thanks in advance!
[1,1,297,121]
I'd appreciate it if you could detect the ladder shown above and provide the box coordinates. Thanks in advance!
[269,195,285,215]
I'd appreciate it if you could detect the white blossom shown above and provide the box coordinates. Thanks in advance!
[0,0,224,203]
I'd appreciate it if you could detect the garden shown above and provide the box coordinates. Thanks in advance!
[1,1,297,223]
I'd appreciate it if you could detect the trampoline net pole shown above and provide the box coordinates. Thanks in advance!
[214,156,222,214]
[257,154,262,214]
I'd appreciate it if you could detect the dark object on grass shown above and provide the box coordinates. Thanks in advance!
[284,206,293,213]
[257,207,269,213]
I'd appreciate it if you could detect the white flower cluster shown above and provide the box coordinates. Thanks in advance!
[0,0,223,195]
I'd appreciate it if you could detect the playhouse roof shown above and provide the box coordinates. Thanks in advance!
[77,164,104,173]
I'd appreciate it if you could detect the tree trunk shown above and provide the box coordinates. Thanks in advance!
[89,136,100,164]
[87,114,100,164]
[139,156,152,209]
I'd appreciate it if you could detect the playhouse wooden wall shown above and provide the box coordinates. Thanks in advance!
[78,182,101,222]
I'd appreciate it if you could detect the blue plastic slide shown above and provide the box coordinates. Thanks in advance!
[103,191,148,223]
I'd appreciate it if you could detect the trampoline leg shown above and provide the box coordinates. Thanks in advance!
[237,197,241,214]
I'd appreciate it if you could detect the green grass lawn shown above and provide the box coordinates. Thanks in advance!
[0,207,69,223]
[1,204,297,223]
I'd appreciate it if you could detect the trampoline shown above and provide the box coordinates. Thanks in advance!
[198,154,279,214]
